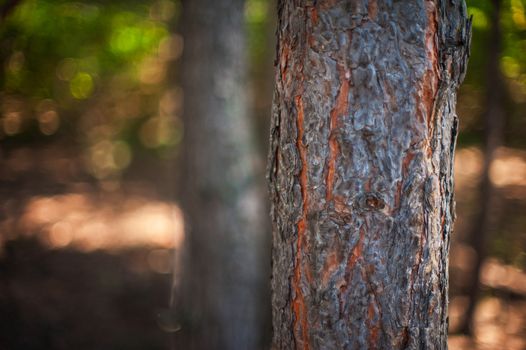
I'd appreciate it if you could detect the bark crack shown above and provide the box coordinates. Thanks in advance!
[326,67,350,203]
[292,95,310,350]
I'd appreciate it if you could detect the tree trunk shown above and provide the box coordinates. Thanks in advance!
[176,0,267,349]
[268,1,470,349]
[459,0,504,336]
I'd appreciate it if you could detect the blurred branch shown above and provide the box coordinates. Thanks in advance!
[1,0,22,22]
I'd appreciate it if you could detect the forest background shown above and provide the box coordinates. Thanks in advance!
[0,0,525,349]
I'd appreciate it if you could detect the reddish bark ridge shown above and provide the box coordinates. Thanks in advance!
[268,1,470,349]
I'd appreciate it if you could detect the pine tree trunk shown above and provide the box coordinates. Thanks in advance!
[268,1,471,349]
[176,0,267,349]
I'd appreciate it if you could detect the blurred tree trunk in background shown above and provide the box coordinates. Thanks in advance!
[175,0,267,349]
[268,1,470,349]
[249,0,278,153]
[459,0,504,336]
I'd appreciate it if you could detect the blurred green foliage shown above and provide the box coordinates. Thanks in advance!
[245,0,270,65]
[459,0,526,147]
[0,0,182,181]
[461,0,526,269]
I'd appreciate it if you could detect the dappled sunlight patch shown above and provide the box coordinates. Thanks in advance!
[455,146,526,196]
[472,297,526,350]
[455,147,484,190]
[449,296,526,350]
[18,192,184,253]
[480,258,526,295]
[490,148,526,187]
[449,248,526,345]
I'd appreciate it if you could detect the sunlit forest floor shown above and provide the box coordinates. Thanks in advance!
[0,143,180,349]
[0,143,525,349]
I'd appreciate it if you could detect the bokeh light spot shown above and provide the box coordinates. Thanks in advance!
[139,116,180,148]
[70,72,94,99]
[468,7,489,30]
[113,141,132,170]
[158,34,183,61]
[3,112,22,136]
[111,26,141,54]
[49,221,73,248]
[511,0,526,29]
[245,0,268,24]
[501,56,521,79]
[38,110,60,135]
[139,57,166,84]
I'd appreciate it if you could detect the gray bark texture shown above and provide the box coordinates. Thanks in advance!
[268,1,471,349]
[176,0,267,349]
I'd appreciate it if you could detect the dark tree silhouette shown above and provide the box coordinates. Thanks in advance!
[175,0,267,349]
[460,0,504,336]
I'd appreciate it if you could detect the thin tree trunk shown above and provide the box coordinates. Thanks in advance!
[176,0,267,349]
[268,1,470,349]
[459,0,504,336]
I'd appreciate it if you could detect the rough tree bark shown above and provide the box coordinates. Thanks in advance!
[175,0,267,349]
[268,1,470,349]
